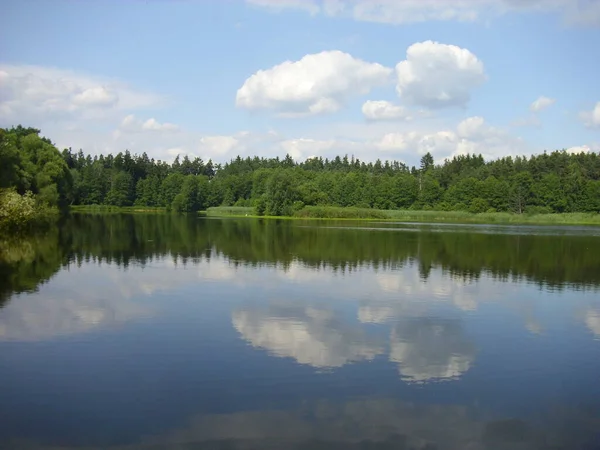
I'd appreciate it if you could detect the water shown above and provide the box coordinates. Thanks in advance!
[1,214,599,449]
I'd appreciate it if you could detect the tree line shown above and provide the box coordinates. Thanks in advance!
[1,125,600,222]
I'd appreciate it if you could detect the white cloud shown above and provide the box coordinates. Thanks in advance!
[236,50,392,116]
[0,61,530,167]
[580,101,600,128]
[566,145,590,154]
[268,115,528,164]
[245,0,600,26]
[73,86,119,107]
[362,100,411,121]
[119,114,179,133]
[530,96,556,112]
[142,118,179,132]
[395,41,486,109]
[0,64,163,124]
[566,143,600,154]
[279,138,337,160]
[198,135,241,156]
[374,116,527,161]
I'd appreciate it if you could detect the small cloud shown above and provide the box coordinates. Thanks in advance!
[119,114,179,133]
[362,100,411,121]
[566,144,600,154]
[530,96,556,112]
[579,101,600,128]
[73,86,119,107]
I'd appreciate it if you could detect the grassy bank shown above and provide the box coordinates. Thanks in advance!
[206,205,600,226]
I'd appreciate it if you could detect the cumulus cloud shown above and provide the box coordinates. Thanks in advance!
[580,101,600,128]
[362,100,411,121]
[395,41,486,109]
[236,50,392,117]
[246,0,600,26]
[530,96,556,112]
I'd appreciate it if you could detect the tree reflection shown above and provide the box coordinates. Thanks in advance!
[2,213,600,308]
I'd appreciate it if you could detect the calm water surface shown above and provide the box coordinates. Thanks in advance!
[1,214,600,449]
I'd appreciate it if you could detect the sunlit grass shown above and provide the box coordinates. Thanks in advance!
[207,205,600,225]
[205,206,255,217]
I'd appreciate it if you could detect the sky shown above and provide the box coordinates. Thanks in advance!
[1,0,600,167]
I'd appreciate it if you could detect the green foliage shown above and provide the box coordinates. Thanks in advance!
[469,198,489,214]
[3,125,600,226]
[264,169,299,216]
[0,126,74,233]
[105,171,134,207]
[0,189,57,232]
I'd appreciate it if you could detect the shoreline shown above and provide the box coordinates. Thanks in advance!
[68,205,600,226]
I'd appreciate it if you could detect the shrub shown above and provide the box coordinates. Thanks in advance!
[452,202,468,211]
[469,198,489,214]
[435,201,453,211]
[0,189,57,232]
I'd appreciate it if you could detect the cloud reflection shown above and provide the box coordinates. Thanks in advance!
[390,318,476,383]
[585,309,600,339]
[134,399,599,450]
[232,304,384,368]
[0,293,151,341]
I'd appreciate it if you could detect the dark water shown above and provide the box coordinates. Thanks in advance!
[1,214,600,450]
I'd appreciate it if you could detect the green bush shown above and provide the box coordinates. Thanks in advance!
[469,198,489,214]
[0,189,57,232]
[435,201,453,211]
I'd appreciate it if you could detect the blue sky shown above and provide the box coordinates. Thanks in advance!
[1,0,599,166]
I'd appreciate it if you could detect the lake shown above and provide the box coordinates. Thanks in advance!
[1,214,600,450]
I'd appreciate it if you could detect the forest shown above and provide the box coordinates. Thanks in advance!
[1,125,600,230]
